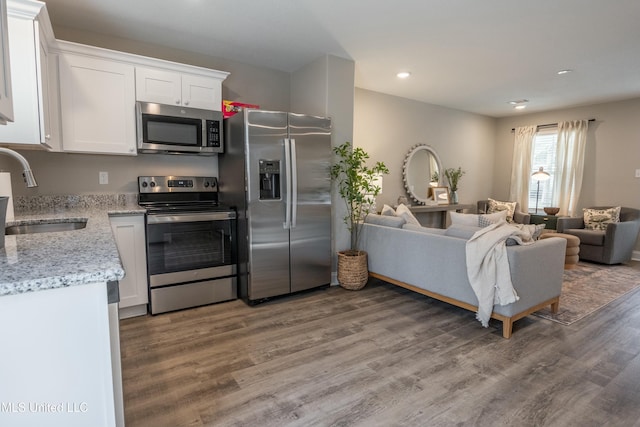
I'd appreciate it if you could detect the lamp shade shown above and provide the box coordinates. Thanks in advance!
[531,166,550,181]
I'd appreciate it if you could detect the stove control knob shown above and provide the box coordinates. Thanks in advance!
[141,181,148,188]
[204,181,210,188]
[150,181,156,188]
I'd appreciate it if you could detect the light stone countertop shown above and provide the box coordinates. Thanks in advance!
[0,196,146,297]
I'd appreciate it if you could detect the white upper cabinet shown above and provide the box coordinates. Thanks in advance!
[0,0,14,125]
[136,66,225,111]
[0,0,57,147]
[58,52,137,155]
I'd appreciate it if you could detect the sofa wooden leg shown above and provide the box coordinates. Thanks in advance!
[551,300,560,314]
[502,319,513,339]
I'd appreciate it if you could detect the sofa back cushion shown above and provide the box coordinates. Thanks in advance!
[450,210,507,227]
[444,224,482,239]
[364,214,406,228]
[402,223,446,235]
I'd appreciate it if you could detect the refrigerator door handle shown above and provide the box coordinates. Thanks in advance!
[283,138,292,229]
[290,138,298,228]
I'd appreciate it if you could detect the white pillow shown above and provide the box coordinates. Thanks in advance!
[450,210,507,227]
[395,203,421,226]
[381,204,396,216]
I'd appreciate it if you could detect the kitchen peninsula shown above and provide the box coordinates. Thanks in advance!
[0,195,144,427]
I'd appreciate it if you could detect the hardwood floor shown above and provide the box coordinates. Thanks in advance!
[120,262,640,427]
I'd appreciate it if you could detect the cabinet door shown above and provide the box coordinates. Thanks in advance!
[135,66,181,106]
[0,0,13,124]
[59,54,137,155]
[181,73,221,110]
[0,15,40,144]
[110,215,148,318]
[35,20,54,147]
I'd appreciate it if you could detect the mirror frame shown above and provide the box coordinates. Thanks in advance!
[402,144,443,205]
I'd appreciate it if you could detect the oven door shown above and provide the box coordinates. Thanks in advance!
[145,211,237,288]
[145,211,237,314]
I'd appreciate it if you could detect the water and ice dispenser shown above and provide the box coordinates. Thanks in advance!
[259,160,280,200]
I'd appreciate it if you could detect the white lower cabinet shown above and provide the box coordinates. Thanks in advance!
[0,282,120,427]
[109,214,148,318]
[58,53,137,155]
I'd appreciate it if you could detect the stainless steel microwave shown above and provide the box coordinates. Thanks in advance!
[136,102,223,155]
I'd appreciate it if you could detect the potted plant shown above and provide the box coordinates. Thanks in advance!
[331,141,389,290]
[444,167,465,204]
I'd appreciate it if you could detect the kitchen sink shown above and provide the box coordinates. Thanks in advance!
[5,220,88,235]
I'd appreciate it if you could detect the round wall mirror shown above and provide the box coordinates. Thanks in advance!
[402,144,443,204]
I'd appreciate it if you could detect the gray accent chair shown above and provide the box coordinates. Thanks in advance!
[477,200,531,224]
[557,207,640,265]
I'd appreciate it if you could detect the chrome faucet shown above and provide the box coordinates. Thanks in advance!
[0,147,38,187]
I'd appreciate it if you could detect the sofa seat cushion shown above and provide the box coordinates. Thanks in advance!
[564,229,605,246]
[364,214,406,228]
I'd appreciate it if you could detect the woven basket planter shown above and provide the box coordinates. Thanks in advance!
[337,250,368,290]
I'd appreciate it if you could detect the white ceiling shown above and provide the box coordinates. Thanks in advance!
[41,0,640,118]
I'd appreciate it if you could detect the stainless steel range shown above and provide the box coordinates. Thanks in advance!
[138,176,237,314]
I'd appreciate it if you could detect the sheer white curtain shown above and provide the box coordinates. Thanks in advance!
[509,125,536,212]
[553,120,588,216]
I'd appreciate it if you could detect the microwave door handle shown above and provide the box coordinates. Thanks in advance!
[290,139,297,228]
[283,138,292,230]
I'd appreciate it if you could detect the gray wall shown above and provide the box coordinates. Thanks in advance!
[495,97,640,252]
[354,88,496,210]
[291,54,355,276]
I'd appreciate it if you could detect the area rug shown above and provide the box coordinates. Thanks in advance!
[533,262,640,325]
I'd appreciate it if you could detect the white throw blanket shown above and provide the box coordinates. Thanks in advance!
[465,221,535,327]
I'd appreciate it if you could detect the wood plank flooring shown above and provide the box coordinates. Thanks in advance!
[120,262,640,426]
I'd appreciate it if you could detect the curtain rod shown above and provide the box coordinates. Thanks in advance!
[511,118,595,132]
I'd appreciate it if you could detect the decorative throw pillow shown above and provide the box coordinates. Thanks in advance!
[510,223,547,242]
[381,204,396,216]
[487,198,517,223]
[477,211,509,228]
[395,203,421,226]
[583,207,621,231]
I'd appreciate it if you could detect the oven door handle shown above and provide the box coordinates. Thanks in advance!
[146,212,236,224]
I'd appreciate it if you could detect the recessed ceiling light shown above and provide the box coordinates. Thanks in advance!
[557,69,573,75]
[508,99,529,105]
[397,71,411,79]
[514,105,527,110]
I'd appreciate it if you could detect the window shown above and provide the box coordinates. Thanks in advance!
[529,128,557,213]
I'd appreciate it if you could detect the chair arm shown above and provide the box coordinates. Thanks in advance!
[514,211,530,224]
[603,220,640,263]
[557,217,584,233]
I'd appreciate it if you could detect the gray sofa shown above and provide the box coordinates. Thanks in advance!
[557,206,640,265]
[359,214,566,338]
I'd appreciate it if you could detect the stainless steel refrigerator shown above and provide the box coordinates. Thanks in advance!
[219,109,332,303]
